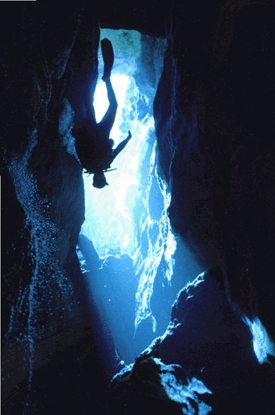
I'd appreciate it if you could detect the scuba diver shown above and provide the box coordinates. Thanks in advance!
[74,38,132,189]
[91,129,132,188]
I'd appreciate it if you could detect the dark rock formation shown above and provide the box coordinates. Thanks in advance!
[154,0,275,339]
[107,268,275,414]
[1,3,115,414]
[1,0,275,414]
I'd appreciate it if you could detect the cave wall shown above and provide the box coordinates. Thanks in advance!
[1,3,116,414]
[154,0,275,338]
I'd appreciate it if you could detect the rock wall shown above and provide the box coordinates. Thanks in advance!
[108,269,275,414]
[154,0,275,338]
[1,3,116,414]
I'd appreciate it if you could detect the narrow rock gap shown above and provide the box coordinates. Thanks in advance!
[76,28,201,365]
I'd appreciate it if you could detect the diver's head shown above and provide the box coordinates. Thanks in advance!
[93,171,108,189]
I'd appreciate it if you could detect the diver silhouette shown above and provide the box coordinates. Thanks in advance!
[75,38,132,189]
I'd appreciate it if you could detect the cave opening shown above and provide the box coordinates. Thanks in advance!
[77,28,181,365]
[81,29,155,259]
[74,28,275,372]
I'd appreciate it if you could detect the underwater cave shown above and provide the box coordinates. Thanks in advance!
[1,1,275,415]
[78,28,202,366]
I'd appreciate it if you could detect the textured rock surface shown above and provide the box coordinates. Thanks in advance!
[154,0,275,341]
[1,3,114,414]
[108,269,275,414]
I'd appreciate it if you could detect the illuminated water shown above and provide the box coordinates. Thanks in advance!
[82,72,153,257]
[79,29,175,361]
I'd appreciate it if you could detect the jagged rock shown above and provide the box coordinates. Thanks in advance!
[108,268,275,414]
[154,0,275,341]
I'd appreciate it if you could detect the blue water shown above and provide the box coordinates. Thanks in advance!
[78,29,178,362]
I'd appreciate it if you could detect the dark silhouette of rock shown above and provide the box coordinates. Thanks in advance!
[108,268,275,414]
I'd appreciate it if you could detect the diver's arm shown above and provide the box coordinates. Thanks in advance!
[96,131,132,171]
[112,131,132,159]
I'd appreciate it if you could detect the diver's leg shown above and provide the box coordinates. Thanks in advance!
[98,39,117,134]
[98,78,118,134]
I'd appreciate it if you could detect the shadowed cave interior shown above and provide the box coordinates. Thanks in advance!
[1,1,275,415]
